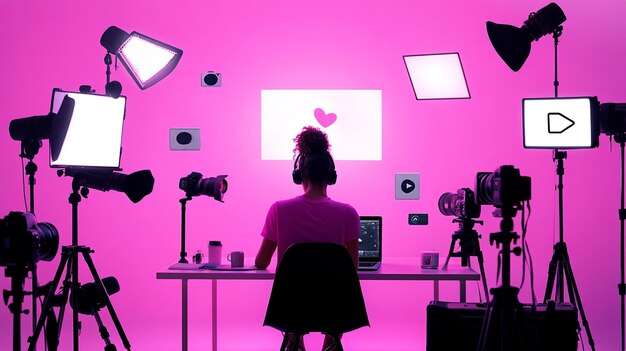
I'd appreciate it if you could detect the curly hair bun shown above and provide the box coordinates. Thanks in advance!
[293,126,331,155]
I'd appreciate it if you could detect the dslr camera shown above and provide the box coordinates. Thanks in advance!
[179,172,228,202]
[0,212,59,268]
[475,165,531,210]
[438,188,481,219]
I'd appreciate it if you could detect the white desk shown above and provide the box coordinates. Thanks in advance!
[156,257,479,351]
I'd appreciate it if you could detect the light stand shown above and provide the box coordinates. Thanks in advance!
[442,217,490,303]
[616,133,626,351]
[18,139,43,351]
[542,27,596,351]
[27,177,131,351]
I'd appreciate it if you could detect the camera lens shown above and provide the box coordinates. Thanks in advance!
[197,177,228,199]
[203,73,218,86]
[34,222,59,262]
[475,172,493,205]
[438,192,462,217]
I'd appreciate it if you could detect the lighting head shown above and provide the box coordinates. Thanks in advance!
[70,276,120,315]
[475,165,531,211]
[487,2,566,72]
[8,95,75,161]
[63,168,155,203]
[438,188,481,219]
[600,103,626,136]
[100,26,183,90]
[179,172,228,202]
[0,212,59,268]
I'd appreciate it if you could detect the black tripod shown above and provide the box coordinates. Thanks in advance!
[27,178,131,351]
[477,208,533,351]
[442,217,490,303]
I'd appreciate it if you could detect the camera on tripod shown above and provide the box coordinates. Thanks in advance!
[475,165,531,214]
[0,212,59,268]
[438,188,481,219]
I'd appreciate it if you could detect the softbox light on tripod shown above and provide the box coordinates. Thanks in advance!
[486,2,566,72]
[100,26,183,90]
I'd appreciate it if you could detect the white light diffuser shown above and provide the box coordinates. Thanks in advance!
[119,34,178,86]
[261,90,382,161]
[403,53,470,100]
[523,97,599,149]
[49,89,126,168]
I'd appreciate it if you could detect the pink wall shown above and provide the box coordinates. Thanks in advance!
[1,1,625,350]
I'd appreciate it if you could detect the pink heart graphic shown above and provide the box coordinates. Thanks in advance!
[313,108,337,128]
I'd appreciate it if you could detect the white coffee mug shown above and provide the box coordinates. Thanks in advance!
[227,251,245,268]
[421,251,439,269]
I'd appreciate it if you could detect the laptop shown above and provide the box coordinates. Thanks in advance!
[358,216,382,271]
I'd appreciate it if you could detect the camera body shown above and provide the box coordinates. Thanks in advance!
[438,188,481,219]
[179,172,204,196]
[475,165,531,209]
[0,212,59,268]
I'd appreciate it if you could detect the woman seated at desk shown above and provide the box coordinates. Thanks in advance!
[255,126,360,350]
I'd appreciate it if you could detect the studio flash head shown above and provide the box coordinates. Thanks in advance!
[475,165,531,210]
[70,276,120,315]
[0,212,59,268]
[600,103,626,137]
[179,172,228,202]
[438,188,481,219]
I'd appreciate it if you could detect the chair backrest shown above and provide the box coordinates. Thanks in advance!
[264,242,370,335]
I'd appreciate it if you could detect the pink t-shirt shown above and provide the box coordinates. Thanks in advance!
[261,195,360,263]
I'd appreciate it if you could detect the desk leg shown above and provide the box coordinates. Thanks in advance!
[433,280,439,301]
[460,280,467,303]
[182,278,188,351]
[212,279,217,351]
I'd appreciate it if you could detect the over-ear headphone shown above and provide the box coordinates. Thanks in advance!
[292,153,337,185]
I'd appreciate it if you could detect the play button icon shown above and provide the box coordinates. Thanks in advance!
[395,173,420,200]
[548,113,575,134]
[401,179,415,193]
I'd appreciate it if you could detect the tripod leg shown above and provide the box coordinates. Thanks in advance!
[474,240,490,303]
[562,256,596,351]
[443,238,457,270]
[91,308,117,351]
[28,252,70,351]
[477,301,494,351]
[476,249,489,303]
[56,257,74,343]
[543,250,560,303]
[81,250,131,350]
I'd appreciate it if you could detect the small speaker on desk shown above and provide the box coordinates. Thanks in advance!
[426,301,578,351]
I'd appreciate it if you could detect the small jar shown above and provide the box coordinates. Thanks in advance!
[208,241,223,266]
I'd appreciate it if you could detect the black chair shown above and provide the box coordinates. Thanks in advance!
[264,242,370,351]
